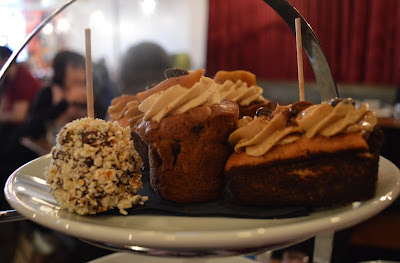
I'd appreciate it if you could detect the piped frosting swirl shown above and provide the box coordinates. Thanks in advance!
[217,79,264,106]
[108,95,144,127]
[229,99,377,156]
[138,75,220,122]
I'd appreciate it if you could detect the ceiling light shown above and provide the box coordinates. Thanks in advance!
[56,18,69,33]
[141,0,156,16]
[89,10,105,28]
[43,23,53,35]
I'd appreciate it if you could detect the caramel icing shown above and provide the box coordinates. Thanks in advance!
[297,100,374,137]
[217,80,264,106]
[139,76,220,122]
[214,70,256,87]
[230,99,377,156]
[108,95,144,127]
[137,69,205,102]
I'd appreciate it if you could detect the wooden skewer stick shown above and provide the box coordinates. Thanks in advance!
[295,18,305,102]
[85,28,95,118]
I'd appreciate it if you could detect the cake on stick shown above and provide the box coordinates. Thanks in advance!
[45,29,146,215]
[46,118,146,215]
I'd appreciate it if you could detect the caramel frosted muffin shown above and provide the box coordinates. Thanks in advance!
[108,95,149,170]
[214,70,274,118]
[225,98,383,206]
[45,118,147,215]
[135,69,239,203]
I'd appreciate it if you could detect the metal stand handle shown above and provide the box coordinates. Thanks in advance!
[1,0,339,102]
[0,209,25,223]
[263,0,339,101]
[0,0,78,82]
[313,231,334,263]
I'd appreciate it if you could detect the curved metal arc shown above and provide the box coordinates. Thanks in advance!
[81,236,311,257]
[0,209,26,223]
[0,0,338,102]
[0,0,78,82]
[263,0,339,101]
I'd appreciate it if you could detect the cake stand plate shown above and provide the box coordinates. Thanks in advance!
[4,155,400,256]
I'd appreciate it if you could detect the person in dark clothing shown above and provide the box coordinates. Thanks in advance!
[118,42,172,95]
[0,46,41,150]
[92,58,117,118]
[0,46,41,209]
[25,50,88,141]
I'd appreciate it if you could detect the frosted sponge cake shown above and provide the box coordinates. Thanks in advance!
[225,98,384,206]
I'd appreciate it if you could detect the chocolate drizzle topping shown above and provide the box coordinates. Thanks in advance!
[164,68,190,79]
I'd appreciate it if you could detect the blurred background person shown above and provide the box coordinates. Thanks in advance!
[92,57,116,118]
[118,42,172,95]
[0,46,41,209]
[25,50,88,142]
[0,46,41,145]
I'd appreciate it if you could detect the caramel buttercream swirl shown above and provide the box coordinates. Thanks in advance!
[138,76,220,122]
[296,99,376,137]
[108,95,145,127]
[229,99,377,156]
[217,79,264,106]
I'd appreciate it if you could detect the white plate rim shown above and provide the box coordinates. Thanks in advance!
[88,252,256,263]
[4,155,400,250]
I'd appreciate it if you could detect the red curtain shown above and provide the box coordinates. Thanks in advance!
[206,0,400,85]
